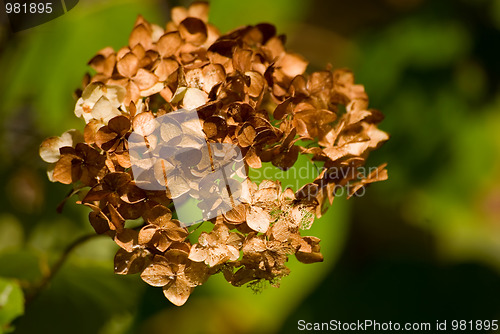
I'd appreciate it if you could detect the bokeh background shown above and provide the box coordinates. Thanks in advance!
[0,0,499,333]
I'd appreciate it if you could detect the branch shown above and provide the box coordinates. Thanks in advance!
[25,233,101,306]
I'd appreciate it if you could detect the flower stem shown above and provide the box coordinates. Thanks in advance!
[25,233,101,306]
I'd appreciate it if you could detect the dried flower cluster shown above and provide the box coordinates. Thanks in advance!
[40,2,388,306]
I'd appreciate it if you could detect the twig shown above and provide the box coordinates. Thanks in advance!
[25,233,101,306]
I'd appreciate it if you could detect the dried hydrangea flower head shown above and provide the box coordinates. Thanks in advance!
[40,1,388,306]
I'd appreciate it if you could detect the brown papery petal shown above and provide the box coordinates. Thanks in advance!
[365,123,389,149]
[278,53,308,78]
[188,1,209,22]
[89,211,112,234]
[202,63,225,93]
[296,251,323,264]
[95,126,117,151]
[270,221,291,242]
[188,244,208,262]
[243,234,267,253]
[273,97,293,120]
[347,163,388,199]
[160,87,173,101]
[164,248,189,264]
[125,81,141,104]
[131,43,146,60]
[323,141,370,162]
[171,6,188,26]
[108,115,131,136]
[163,278,193,306]
[116,46,131,60]
[53,155,77,184]
[108,204,125,231]
[157,32,183,58]
[114,228,138,252]
[39,136,68,163]
[133,112,156,136]
[102,171,132,192]
[178,18,208,46]
[133,69,159,90]
[203,115,227,139]
[88,51,115,76]
[143,204,173,227]
[254,180,280,203]
[204,24,220,47]
[244,147,261,169]
[289,75,308,96]
[184,261,209,286]
[308,70,333,94]
[129,24,152,49]
[138,225,157,245]
[114,248,149,275]
[165,226,189,242]
[116,151,132,169]
[245,71,265,98]
[263,36,285,61]
[117,52,139,78]
[141,255,174,287]
[237,124,256,147]
[154,58,179,82]
[223,203,247,223]
[233,48,252,73]
[141,264,174,287]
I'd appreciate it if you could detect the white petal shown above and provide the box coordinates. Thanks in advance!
[82,82,106,104]
[91,96,122,124]
[182,88,208,110]
[104,85,127,108]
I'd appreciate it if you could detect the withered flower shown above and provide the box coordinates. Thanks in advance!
[114,229,151,274]
[52,143,107,186]
[138,204,189,252]
[74,82,126,125]
[141,247,209,306]
[40,1,388,306]
[189,222,244,267]
[39,129,83,181]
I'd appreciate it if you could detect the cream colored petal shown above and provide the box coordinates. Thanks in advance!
[103,85,127,108]
[46,164,55,182]
[227,245,240,261]
[91,96,122,124]
[246,206,271,233]
[140,82,165,97]
[39,129,82,163]
[182,88,208,110]
[81,82,106,104]
[151,23,165,42]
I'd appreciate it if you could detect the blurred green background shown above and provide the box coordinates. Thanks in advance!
[0,0,499,333]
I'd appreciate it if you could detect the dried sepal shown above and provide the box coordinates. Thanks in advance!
[114,246,151,275]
